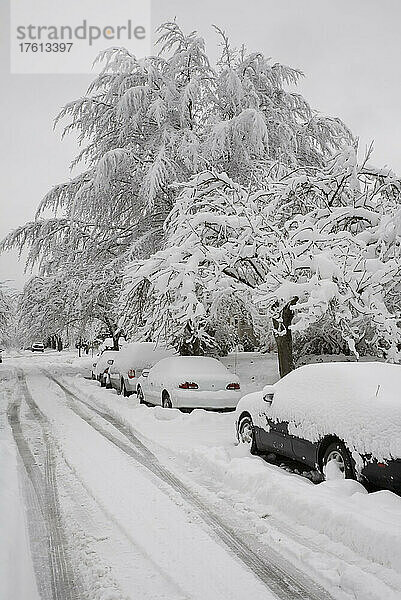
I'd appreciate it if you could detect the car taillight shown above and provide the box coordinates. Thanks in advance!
[227,382,240,390]
[128,369,136,379]
[104,367,109,374]
[179,382,198,389]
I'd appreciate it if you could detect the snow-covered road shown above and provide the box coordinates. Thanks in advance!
[1,352,401,600]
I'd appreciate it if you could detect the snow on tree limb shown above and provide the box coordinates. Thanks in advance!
[123,148,401,360]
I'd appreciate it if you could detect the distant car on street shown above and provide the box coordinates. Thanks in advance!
[136,356,241,411]
[92,350,120,387]
[31,343,45,353]
[109,342,175,397]
[236,362,401,493]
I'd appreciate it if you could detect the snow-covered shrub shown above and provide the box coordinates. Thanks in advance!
[293,315,391,361]
[205,296,259,355]
[293,318,354,359]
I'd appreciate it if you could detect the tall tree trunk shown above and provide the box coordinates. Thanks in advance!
[179,324,204,356]
[112,333,120,351]
[104,316,120,351]
[272,300,297,378]
[56,335,63,352]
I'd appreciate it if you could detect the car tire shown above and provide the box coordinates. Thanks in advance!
[322,441,354,481]
[137,385,145,404]
[122,381,131,397]
[237,413,258,455]
[162,391,172,409]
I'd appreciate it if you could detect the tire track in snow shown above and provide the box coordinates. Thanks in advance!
[7,370,83,600]
[44,371,333,600]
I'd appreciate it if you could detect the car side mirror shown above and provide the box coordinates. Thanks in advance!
[262,385,275,406]
[107,359,114,365]
[142,369,150,378]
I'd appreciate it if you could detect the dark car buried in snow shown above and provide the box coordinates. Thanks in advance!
[236,362,401,494]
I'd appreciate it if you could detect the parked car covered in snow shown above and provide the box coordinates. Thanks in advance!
[137,356,241,411]
[92,350,119,387]
[31,343,45,353]
[108,342,176,397]
[236,362,401,493]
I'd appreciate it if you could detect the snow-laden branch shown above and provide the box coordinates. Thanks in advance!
[123,148,401,360]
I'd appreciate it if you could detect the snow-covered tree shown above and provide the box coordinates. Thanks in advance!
[17,275,70,348]
[3,214,124,349]
[123,147,401,375]
[17,265,123,350]
[0,282,17,348]
[39,21,349,233]
[1,23,352,351]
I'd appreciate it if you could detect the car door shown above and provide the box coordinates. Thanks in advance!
[290,435,318,467]
[108,362,120,390]
[256,399,294,458]
[107,360,120,389]
[144,370,158,405]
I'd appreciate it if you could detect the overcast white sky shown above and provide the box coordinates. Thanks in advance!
[1,0,401,289]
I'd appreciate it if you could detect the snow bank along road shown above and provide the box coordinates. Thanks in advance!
[1,353,401,600]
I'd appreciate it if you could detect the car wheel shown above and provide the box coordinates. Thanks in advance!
[137,385,145,404]
[122,381,131,397]
[237,414,258,455]
[322,441,354,481]
[162,392,172,408]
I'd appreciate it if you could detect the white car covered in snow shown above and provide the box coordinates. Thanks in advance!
[236,362,401,493]
[136,356,241,411]
[108,342,176,397]
[31,342,45,353]
[92,350,119,387]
